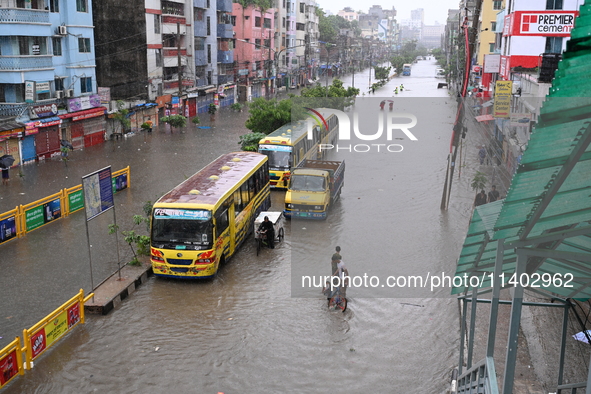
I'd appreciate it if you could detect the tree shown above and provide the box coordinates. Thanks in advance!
[160,114,187,130]
[244,97,295,135]
[317,8,336,43]
[373,65,392,81]
[299,79,359,110]
[471,171,488,191]
[108,201,152,266]
[113,100,131,134]
[239,132,267,151]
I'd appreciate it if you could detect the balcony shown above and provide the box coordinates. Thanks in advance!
[0,103,28,118]
[194,22,206,37]
[0,8,49,24]
[0,56,53,71]
[217,74,234,84]
[217,50,233,63]
[193,0,206,8]
[217,23,233,38]
[194,49,207,65]
[216,0,232,13]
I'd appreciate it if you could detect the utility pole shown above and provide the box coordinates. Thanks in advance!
[177,22,182,102]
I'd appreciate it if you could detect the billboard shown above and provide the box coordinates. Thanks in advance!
[82,166,114,221]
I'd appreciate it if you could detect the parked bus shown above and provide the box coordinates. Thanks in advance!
[258,109,339,189]
[150,152,271,278]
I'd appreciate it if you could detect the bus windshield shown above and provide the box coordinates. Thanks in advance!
[290,175,326,192]
[258,146,292,169]
[151,208,213,248]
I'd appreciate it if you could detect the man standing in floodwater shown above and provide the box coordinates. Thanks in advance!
[331,246,342,276]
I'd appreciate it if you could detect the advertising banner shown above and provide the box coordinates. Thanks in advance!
[25,81,35,103]
[0,349,18,387]
[67,95,101,112]
[484,54,501,73]
[112,173,128,193]
[512,11,578,36]
[25,206,45,231]
[68,189,85,212]
[493,81,513,118]
[0,216,17,244]
[82,166,114,221]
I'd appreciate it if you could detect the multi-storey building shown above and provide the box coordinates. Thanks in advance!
[337,7,358,22]
[0,0,105,164]
[94,0,235,118]
[232,3,275,100]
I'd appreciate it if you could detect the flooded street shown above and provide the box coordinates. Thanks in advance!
[2,59,478,393]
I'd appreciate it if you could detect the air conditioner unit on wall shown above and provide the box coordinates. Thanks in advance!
[58,25,67,35]
[65,89,74,98]
[55,90,63,98]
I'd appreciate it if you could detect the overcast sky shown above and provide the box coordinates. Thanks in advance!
[317,0,461,25]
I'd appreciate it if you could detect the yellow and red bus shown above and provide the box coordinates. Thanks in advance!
[150,152,270,278]
[258,109,339,189]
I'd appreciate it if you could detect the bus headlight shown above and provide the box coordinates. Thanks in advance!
[196,259,212,264]
[286,203,293,209]
[151,255,164,262]
[313,205,323,210]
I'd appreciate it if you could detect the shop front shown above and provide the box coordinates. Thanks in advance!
[0,121,24,166]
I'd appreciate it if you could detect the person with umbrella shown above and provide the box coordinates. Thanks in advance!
[0,154,15,185]
[60,140,74,162]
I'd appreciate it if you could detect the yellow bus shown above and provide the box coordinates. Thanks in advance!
[150,152,271,279]
[258,109,339,189]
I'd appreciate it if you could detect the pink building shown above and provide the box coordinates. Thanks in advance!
[232,3,275,100]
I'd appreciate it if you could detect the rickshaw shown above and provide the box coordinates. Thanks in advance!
[254,211,285,255]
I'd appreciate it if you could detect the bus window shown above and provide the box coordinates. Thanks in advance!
[240,183,250,207]
[248,176,256,200]
[234,189,243,215]
[214,208,229,236]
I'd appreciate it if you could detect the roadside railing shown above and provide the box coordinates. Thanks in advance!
[0,167,130,246]
[0,290,94,390]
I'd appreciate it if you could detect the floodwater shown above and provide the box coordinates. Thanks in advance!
[2,59,478,393]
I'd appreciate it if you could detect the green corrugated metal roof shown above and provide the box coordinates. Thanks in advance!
[453,1,591,297]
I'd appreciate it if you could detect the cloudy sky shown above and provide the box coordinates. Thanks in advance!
[317,0,461,25]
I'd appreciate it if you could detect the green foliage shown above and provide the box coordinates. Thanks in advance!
[239,132,267,151]
[373,66,392,81]
[160,114,187,129]
[299,79,359,110]
[230,102,243,112]
[471,171,488,191]
[113,100,131,133]
[108,204,152,266]
[140,122,151,130]
[191,116,200,124]
[208,103,218,115]
[245,97,294,135]
[317,9,361,42]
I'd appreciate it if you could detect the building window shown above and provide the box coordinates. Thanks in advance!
[300,2,304,13]
[54,77,65,92]
[489,43,495,52]
[154,15,161,34]
[545,37,563,53]
[206,0,210,8]
[80,77,92,93]
[255,17,261,27]
[546,0,563,9]
[162,1,184,15]
[296,22,304,31]
[492,1,502,10]
[195,8,204,21]
[283,0,285,8]
[50,0,59,13]
[195,37,205,50]
[207,16,211,35]
[491,22,497,31]
[255,39,261,48]
[16,36,47,55]
[264,18,271,29]
[52,37,62,56]
[78,37,91,53]
[207,44,211,63]
[283,17,286,28]
[231,16,236,26]
[155,49,163,67]
[264,39,271,48]
[282,37,286,47]
[76,0,87,12]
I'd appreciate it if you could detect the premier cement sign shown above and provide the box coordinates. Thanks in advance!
[514,11,578,36]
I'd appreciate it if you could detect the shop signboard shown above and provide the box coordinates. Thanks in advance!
[493,81,513,118]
